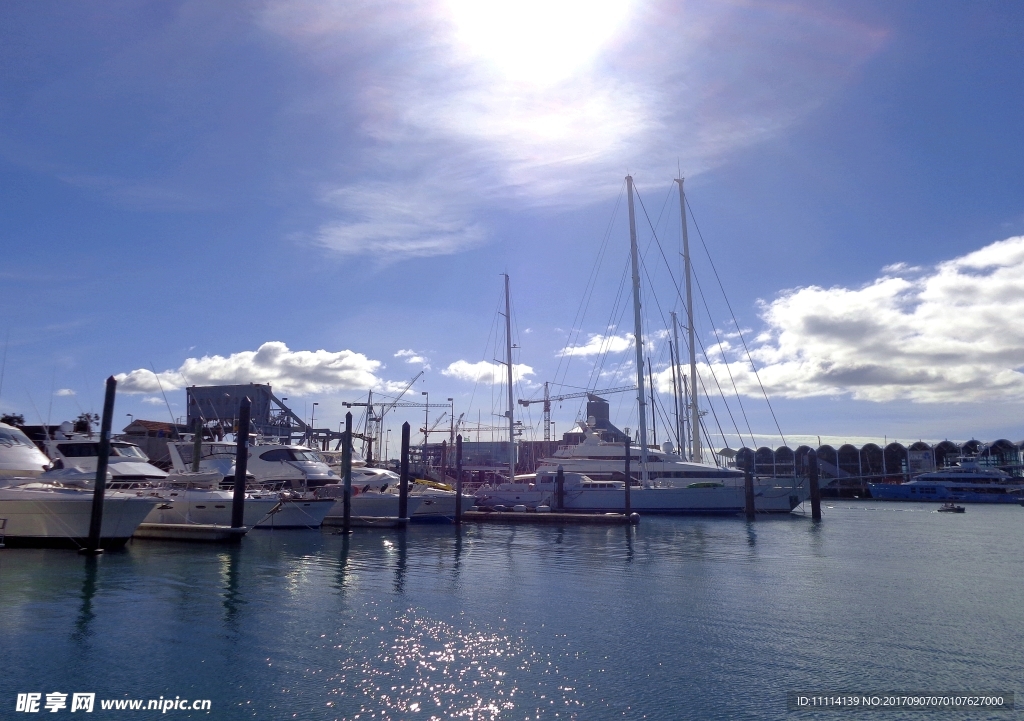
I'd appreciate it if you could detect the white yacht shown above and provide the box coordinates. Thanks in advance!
[476,471,749,514]
[0,423,52,478]
[146,470,330,528]
[532,422,806,513]
[42,425,168,487]
[0,422,157,548]
[168,440,338,490]
[319,450,473,522]
[166,440,369,525]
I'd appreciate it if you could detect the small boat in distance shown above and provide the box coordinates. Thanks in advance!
[938,502,965,513]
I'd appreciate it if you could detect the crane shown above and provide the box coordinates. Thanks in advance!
[518,383,636,441]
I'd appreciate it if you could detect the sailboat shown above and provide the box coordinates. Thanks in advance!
[517,176,807,513]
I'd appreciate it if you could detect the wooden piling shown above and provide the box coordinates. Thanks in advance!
[744,456,756,521]
[556,465,565,511]
[82,376,117,554]
[623,437,632,515]
[342,411,353,533]
[399,421,410,520]
[231,397,250,529]
[808,448,822,521]
[455,434,463,525]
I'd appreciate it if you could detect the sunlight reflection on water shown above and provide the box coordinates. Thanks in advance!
[1,505,1022,720]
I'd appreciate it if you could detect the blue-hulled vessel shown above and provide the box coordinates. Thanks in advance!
[869,458,1024,503]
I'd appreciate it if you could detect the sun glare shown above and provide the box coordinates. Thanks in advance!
[444,0,633,86]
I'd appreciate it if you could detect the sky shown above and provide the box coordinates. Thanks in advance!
[2,0,1024,455]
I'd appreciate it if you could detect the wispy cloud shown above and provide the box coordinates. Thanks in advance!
[316,183,485,262]
[116,341,383,395]
[55,388,76,396]
[142,396,166,405]
[260,0,886,261]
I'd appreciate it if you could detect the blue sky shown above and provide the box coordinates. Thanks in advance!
[2,0,1024,452]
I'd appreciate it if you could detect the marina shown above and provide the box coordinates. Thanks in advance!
[3,3,1023,719]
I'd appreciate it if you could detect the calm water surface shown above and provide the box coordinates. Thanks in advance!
[1,503,1021,720]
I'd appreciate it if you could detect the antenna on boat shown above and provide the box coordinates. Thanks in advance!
[625,176,649,484]
[150,362,181,439]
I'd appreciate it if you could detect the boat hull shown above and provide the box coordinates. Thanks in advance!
[0,492,158,549]
[868,483,1023,504]
[142,492,335,529]
[407,492,477,523]
[325,493,424,518]
[478,480,806,515]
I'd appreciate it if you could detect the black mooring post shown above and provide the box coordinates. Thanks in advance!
[399,422,410,520]
[440,440,447,486]
[191,417,203,473]
[556,465,565,511]
[83,376,117,554]
[624,437,632,515]
[744,456,756,521]
[808,449,822,521]
[455,434,463,525]
[342,411,353,533]
[231,397,251,529]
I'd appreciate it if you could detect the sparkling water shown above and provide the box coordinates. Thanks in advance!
[1,503,1021,719]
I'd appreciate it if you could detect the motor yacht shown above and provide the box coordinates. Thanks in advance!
[869,458,1024,503]
[0,422,157,548]
[327,458,472,523]
[41,425,168,488]
[529,424,807,514]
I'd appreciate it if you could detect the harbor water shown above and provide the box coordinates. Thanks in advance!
[2,503,1022,719]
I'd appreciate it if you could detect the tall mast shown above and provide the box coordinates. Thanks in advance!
[543,381,550,442]
[676,176,701,463]
[503,273,516,483]
[670,311,683,454]
[626,176,649,483]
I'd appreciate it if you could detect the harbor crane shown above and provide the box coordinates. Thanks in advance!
[517,382,636,441]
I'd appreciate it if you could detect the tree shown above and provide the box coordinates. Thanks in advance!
[1,413,26,426]
[74,412,100,433]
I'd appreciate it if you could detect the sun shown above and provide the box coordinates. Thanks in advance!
[444,0,634,86]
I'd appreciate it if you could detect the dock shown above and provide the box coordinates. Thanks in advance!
[322,516,410,529]
[463,511,639,525]
[133,523,248,543]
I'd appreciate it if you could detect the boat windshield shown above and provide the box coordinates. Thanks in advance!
[0,427,37,448]
[111,443,148,459]
[291,449,323,462]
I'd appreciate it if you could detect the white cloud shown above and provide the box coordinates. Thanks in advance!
[559,333,632,357]
[142,396,165,405]
[55,388,76,396]
[116,341,383,395]
[442,359,534,384]
[706,236,1024,403]
[394,348,429,365]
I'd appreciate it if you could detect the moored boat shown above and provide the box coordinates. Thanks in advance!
[869,458,1024,504]
[0,422,158,548]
